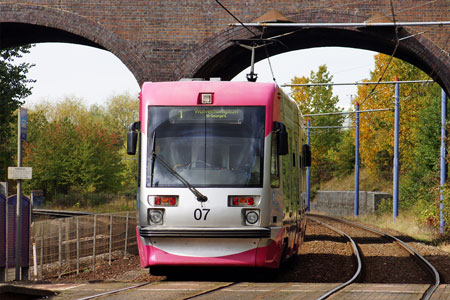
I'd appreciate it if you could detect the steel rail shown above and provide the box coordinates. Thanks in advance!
[309,214,440,300]
[75,282,153,300]
[181,282,237,300]
[73,281,237,300]
[307,216,362,300]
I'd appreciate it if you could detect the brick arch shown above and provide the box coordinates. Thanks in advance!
[0,3,145,85]
[180,13,450,95]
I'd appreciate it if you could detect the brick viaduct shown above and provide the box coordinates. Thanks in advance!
[0,1,448,94]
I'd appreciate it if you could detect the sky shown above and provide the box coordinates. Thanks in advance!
[17,43,377,110]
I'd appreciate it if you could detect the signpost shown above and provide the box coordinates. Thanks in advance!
[20,108,27,141]
[7,107,32,281]
[8,168,32,180]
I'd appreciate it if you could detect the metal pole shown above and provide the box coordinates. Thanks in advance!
[109,215,112,265]
[40,222,43,279]
[32,243,37,278]
[58,220,62,279]
[15,108,23,281]
[393,79,400,221]
[355,102,360,216]
[92,215,96,272]
[306,119,311,212]
[441,89,447,234]
[232,21,450,28]
[309,126,354,129]
[283,79,434,87]
[303,108,392,117]
[76,217,79,274]
[124,213,129,257]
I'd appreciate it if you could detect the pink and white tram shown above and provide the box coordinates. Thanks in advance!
[127,80,311,272]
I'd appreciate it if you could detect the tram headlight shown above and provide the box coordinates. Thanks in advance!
[148,209,164,225]
[245,210,259,225]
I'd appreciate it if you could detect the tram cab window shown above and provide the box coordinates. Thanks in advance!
[147,106,265,188]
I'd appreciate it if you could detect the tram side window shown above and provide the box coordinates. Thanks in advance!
[271,133,280,188]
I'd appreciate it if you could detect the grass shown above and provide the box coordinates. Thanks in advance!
[315,169,449,251]
[319,169,392,194]
[44,193,137,214]
[348,212,437,243]
[347,212,450,253]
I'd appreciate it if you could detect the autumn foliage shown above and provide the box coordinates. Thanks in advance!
[353,54,445,229]
[291,65,345,185]
[291,54,447,232]
[19,95,139,205]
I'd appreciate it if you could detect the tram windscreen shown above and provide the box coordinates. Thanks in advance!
[147,106,265,187]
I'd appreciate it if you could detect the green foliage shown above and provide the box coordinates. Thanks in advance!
[0,45,34,181]
[351,53,445,232]
[21,94,139,206]
[327,130,355,178]
[291,56,448,235]
[399,84,441,213]
[103,93,139,191]
[376,197,393,216]
[291,65,345,185]
[444,186,450,235]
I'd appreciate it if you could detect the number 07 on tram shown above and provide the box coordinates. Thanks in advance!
[127,80,311,272]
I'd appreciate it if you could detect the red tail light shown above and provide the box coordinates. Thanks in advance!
[153,196,178,206]
[229,196,256,207]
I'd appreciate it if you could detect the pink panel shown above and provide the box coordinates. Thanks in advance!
[145,245,258,267]
[139,81,277,136]
[255,230,283,268]
[136,227,282,269]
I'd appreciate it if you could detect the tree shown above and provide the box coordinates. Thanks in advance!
[352,54,436,181]
[291,65,345,185]
[103,93,140,192]
[353,53,445,228]
[22,98,124,204]
[0,45,34,181]
[327,130,355,178]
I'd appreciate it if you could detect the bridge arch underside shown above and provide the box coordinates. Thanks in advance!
[0,22,104,50]
[191,27,450,95]
[0,3,145,85]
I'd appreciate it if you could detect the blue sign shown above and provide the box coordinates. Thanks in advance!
[31,190,44,208]
[20,108,27,141]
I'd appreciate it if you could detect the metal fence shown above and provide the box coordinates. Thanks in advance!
[30,213,137,279]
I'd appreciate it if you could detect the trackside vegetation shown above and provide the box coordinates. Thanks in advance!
[3,94,139,209]
[291,55,449,236]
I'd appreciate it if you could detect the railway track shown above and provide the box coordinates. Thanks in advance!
[65,214,440,300]
[72,282,237,300]
[308,214,440,300]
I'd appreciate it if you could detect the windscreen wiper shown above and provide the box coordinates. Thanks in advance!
[150,132,208,202]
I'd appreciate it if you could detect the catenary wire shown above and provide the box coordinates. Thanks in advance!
[215,0,257,37]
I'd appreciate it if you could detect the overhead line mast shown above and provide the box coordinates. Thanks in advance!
[283,80,434,87]
[230,21,450,28]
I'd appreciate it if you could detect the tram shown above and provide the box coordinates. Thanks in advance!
[127,80,311,272]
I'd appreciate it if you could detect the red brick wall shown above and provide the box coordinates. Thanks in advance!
[0,1,448,93]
